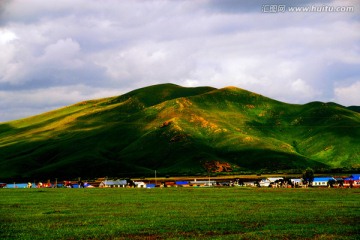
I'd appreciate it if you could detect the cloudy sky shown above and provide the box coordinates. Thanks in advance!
[0,0,359,122]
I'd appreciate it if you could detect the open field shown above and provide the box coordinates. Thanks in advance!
[1,188,359,240]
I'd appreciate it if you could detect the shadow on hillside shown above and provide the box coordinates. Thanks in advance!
[0,123,15,134]
[0,112,148,180]
[222,148,328,171]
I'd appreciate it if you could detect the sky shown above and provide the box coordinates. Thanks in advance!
[0,0,359,122]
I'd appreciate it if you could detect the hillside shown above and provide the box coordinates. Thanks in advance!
[0,83,359,180]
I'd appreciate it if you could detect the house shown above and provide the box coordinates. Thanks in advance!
[134,181,147,188]
[217,181,232,186]
[175,181,190,187]
[243,181,258,187]
[344,174,360,188]
[290,178,304,188]
[83,182,94,188]
[189,179,216,187]
[350,174,360,188]
[259,179,271,187]
[259,177,283,187]
[7,183,35,188]
[99,179,128,188]
[333,177,344,188]
[312,177,335,187]
[164,181,177,187]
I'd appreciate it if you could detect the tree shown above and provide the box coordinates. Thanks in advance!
[302,168,314,186]
[327,179,336,188]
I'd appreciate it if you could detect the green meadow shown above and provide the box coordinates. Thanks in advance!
[1,188,359,239]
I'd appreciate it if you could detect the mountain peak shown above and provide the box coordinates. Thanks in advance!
[223,86,238,90]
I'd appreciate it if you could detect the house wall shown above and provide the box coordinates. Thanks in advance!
[312,181,328,186]
[344,180,360,188]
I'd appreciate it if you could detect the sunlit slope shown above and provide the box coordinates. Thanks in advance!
[0,84,359,179]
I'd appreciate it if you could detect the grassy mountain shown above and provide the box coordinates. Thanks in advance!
[0,83,359,180]
[347,106,360,113]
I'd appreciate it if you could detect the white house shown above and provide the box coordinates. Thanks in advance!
[312,177,335,187]
[134,181,147,188]
[259,179,271,187]
[189,179,216,187]
[99,179,128,188]
[290,178,303,187]
[259,177,283,187]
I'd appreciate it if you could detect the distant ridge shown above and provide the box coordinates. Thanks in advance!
[347,106,360,113]
[0,83,359,180]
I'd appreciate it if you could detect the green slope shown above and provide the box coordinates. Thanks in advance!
[0,83,359,179]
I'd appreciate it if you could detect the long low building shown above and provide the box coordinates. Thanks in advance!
[99,179,128,188]
[259,177,283,187]
[312,177,335,187]
[189,180,217,187]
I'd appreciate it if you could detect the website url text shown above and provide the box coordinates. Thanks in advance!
[262,5,355,13]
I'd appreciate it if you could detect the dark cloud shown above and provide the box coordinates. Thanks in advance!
[0,0,359,122]
[0,0,11,26]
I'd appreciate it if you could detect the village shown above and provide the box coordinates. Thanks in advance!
[1,174,360,189]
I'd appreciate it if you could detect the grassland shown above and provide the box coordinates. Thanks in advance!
[0,83,359,179]
[1,188,359,239]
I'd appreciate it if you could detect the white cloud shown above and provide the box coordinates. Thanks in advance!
[334,81,360,106]
[0,0,359,121]
[0,29,18,44]
[39,38,83,69]
[290,79,321,99]
[0,32,31,85]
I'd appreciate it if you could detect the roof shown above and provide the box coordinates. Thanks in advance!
[175,181,189,185]
[267,177,283,182]
[5,183,34,188]
[260,179,270,183]
[349,174,360,180]
[313,177,334,182]
[189,180,216,184]
[103,180,127,185]
[134,181,146,185]
[345,176,360,181]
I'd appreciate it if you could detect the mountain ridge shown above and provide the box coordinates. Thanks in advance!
[0,83,359,180]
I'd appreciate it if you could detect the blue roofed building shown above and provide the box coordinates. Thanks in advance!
[175,181,190,187]
[344,174,360,188]
[349,174,360,180]
[312,177,335,187]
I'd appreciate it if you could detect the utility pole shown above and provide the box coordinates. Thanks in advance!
[155,170,157,186]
